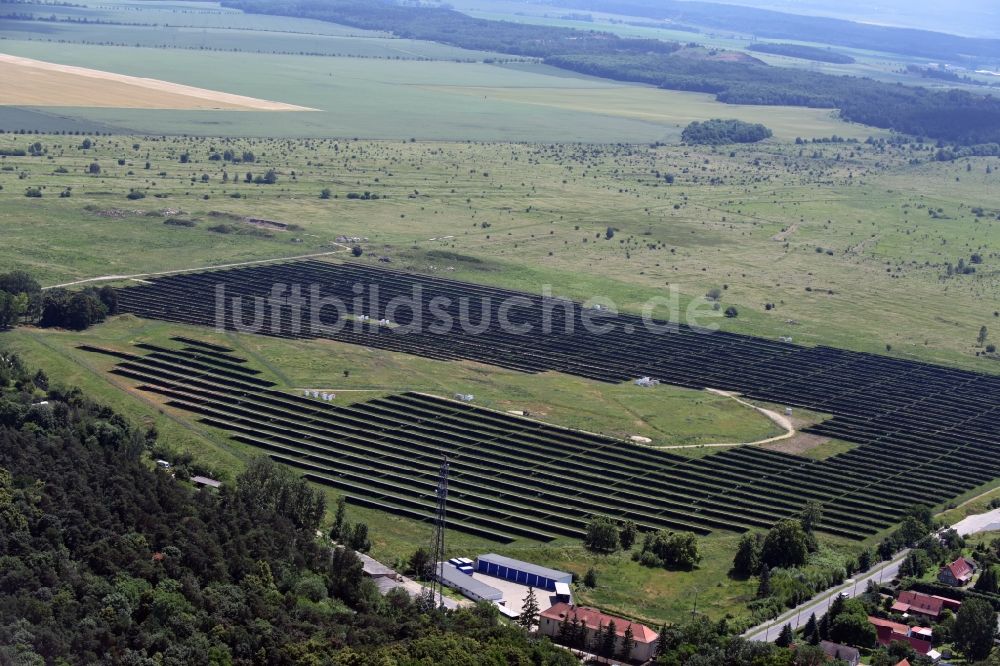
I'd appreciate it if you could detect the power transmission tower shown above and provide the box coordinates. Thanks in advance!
[430,457,449,609]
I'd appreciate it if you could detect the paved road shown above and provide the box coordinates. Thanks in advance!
[745,507,1000,642]
[742,549,909,642]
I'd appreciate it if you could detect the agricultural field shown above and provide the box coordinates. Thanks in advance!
[0,40,873,141]
[0,0,888,141]
[0,53,315,110]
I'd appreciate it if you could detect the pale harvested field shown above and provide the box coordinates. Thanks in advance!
[0,54,316,111]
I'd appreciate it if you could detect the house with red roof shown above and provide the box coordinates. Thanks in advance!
[868,617,932,654]
[891,590,960,619]
[894,660,910,666]
[539,602,658,662]
[938,557,976,587]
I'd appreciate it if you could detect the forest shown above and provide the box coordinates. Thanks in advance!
[224,0,1000,146]
[0,349,580,665]
[221,0,681,59]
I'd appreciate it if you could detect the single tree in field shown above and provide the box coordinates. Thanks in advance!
[955,597,997,660]
[583,567,598,588]
[761,519,809,568]
[584,515,620,552]
[517,587,539,631]
[775,623,794,648]
[978,325,989,347]
[732,532,763,578]
[619,519,638,550]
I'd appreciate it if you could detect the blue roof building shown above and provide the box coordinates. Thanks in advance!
[475,553,572,591]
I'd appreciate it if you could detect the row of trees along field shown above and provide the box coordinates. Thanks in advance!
[0,271,116,331]
[0,347,904,665]
[221,0,1000,147]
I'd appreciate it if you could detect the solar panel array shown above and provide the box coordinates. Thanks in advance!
[107,260,1000,538]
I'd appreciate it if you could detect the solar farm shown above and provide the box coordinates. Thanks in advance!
[91,259,1000,542]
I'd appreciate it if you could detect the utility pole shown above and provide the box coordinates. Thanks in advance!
[430,457,449,609]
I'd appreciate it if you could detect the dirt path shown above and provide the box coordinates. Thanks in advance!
[44,248,350,289]
[650,388,795,450]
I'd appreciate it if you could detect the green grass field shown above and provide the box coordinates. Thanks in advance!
[1,133,995,370]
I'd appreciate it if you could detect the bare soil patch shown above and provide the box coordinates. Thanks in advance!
[0,53,316,111]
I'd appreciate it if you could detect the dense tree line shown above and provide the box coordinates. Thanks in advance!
[747,43,855,64]
[221,0,681,59]
[39,286,117,330]
[681,119,772,144]
[546,53,1000,145]
[0,270,117,331]
[0,351,579,664]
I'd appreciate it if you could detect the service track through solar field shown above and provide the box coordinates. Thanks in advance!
[105,259,1000,539]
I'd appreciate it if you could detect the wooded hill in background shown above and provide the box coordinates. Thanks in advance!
[546,0,1000,62]
[224,0,1000,147]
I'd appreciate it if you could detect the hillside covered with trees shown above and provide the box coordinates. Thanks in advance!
[545,0,1000,62]
[0,348,579,665]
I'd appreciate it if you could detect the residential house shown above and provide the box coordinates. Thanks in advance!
[819,640,860,665]
[539,602,658,662]
[868,617,932,654]
[891,590,960,620]
[938,556,976,587]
